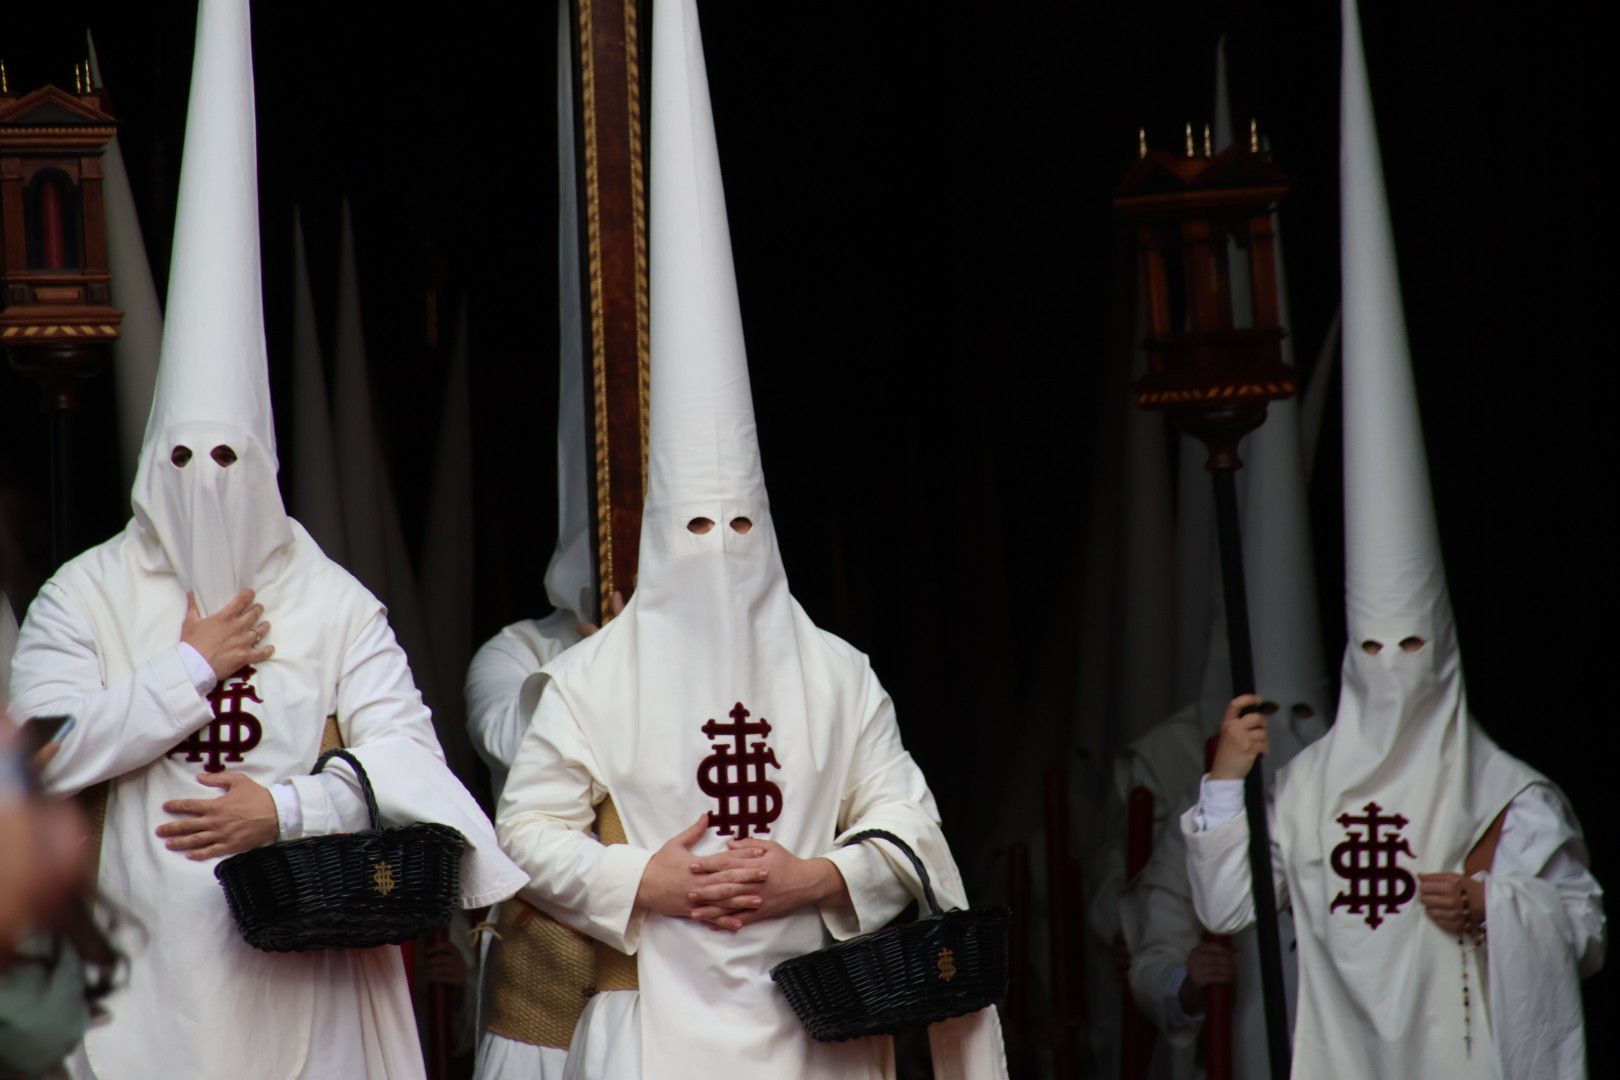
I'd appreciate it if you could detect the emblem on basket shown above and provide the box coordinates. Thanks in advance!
[936,947,957,982]
[697,702,782,840]
[372,861,398,896]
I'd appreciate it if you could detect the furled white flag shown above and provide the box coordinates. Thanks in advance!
[288,208,346,560]
[330,205,470,780]
[89,31,163,494]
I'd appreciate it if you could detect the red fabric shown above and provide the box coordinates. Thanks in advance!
[38,177,66,269]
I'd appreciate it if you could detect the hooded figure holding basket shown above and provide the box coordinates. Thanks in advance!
[493,2,1008,1077]
[6,2,525,1077]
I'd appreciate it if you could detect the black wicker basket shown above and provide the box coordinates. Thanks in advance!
[214,749,468,952]
[770,829,1009,1041]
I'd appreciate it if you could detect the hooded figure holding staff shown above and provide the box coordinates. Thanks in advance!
[494,1,1007,1076]
[1181,4,1604,1077]
[6,3,524,1076]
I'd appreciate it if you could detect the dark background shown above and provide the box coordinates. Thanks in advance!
[2,0,1611,1069]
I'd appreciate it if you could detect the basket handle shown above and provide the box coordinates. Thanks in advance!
[313,748,381,832]
[838,828,940,917]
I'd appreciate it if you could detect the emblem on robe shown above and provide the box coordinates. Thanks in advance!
[372,861,398,896]
[1329,801,1417,929]
[936,947,957,982]
[696,702,782,840]
[169,664,264,772]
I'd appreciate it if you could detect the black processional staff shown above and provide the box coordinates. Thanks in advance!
[1113,120,1295,1080]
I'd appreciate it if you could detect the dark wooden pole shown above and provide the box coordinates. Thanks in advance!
[8,344,105,568]
[1210,465,1290,1079]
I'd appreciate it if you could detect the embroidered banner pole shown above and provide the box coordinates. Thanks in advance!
[577,0,651,620]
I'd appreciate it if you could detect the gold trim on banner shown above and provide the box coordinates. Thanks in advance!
[624,0,651,480]
[579,0,615,612]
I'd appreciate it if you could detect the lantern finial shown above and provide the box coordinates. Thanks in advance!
[1249,118,1260,153]
[1138,127,1147,159]
[1203,123,1213,158]
[1184,122,1195,158]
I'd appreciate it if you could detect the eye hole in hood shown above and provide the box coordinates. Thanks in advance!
[211,445,238,467]
[687,517,715,534]
[171,445,193,467]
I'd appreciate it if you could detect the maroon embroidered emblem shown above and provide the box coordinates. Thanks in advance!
[696,702,782,840]
[169,664,264,773]
[1330,801,1417,929]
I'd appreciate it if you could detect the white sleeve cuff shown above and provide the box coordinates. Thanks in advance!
[1163,964,1205,1028]
[175,642,218,696]
[270,781,302,840]
[1193,776,1245,832]
[819,842,911,941]
[593,843,655,953]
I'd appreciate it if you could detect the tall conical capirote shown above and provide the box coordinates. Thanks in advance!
[129,0,291,616]
[642,0,762,519]
[1255,12,1546,1078]
[289,208,346,560]
[1339,3,1449,651]
[544,0,595,619]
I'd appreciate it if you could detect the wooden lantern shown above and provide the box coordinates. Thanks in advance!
[1114,125,1292,468]
[0,74,123,399]
[0,67,123,564]
[1113,126,1299,1080]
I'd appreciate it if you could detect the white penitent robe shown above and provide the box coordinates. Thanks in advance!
[1125,789,1299,1080]
[1182,770,1604,1079]
[1089,705,1207,952]
[465,612,583,802]
[8,520,524,1080]
[497,599,1008,1080]
[465,612,583,1080]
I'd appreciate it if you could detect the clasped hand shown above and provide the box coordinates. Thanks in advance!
[636,813,847,932]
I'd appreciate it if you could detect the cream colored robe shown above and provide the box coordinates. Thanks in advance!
[9,520,525,1080]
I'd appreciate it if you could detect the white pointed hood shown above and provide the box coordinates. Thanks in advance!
[1114,332,1175,744]
[1337,0,1464,770]
[543,1,595,620]
[130,0,291,616]
[635,0,786,639]
[90,32,165,494]
[332,200,391,593]
[1242,386,1331,769]
[288,208,346,559]
[1172,436,1216,708]
[1284,0,1538,874]
[1259,13,1546,1071]
[1216,33,1332,765]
